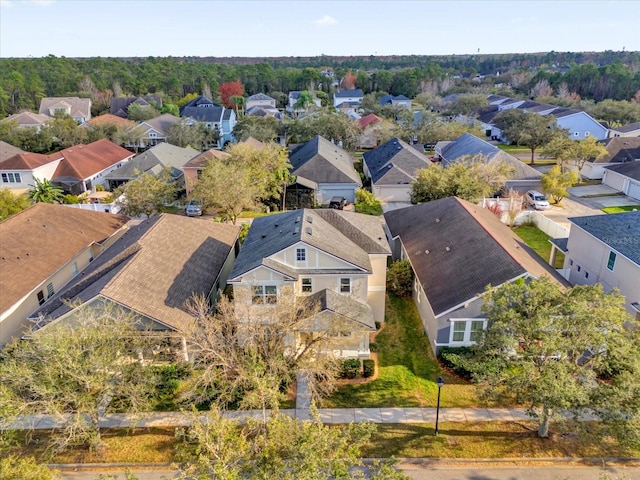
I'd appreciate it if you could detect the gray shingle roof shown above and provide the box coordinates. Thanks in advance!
[29,215,240,332]
[304,288,375,330]
[105,143,199,180]
[335,89,364,98]
[569,211,640,266]
[363,137,430,185]
[289,136,362,186]
[612,121,640,134]
[229,209,389,282]
[384,197,567,316]
[247,93,275,101]
[182,106,224,123]
[594,137,640,164]
[604,161,640,181]
[440,133,541,180]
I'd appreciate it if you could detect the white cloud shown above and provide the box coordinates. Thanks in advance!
[314,15,338,27]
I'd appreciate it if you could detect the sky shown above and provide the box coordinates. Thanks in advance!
[1,0,639,58]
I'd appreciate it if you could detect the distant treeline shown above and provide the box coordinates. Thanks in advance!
[1,51,639,115]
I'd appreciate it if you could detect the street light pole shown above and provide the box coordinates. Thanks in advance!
[434,376,444,436]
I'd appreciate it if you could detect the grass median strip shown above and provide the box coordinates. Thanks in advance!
[9,421,638,463]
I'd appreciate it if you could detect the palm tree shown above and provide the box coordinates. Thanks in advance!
[28,178,64,204]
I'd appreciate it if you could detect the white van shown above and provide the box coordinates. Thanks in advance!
[526,190,550,210]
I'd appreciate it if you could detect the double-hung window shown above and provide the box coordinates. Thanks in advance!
[301,278,312,293]
[340,278,351,294]
[252,285,277,304]
[296,248,306,262]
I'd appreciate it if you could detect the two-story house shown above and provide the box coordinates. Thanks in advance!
[179,96,236,148]
[39,97,92,123]
[0,204,129,344]
[228,209,390,359]
[551,211,640,319]
[0,151,64,195]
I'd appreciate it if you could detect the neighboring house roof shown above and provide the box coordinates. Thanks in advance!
[569,211,640,266]
[183,149,231,169]
[357,113,383,129]
[477,105,500,124]
[110,96,162,118]
[335,89,364,98]
[86,113,136,129]
[229,208,390,282]
[0,203,129,314]
[104,143,199,181]
[247,93,275,102]
[440,133,541,180]
[53,139,133,181]
[29,214,241,332]
[379,94,410,105]
[363,137,430,185]
[3,111,50,126]
[0,141,24,162]
[0,151,60,170]
[245,105,281,118]
[178,96,221,115]
[487,94,509,104]
[384,197,568,316]
[604,161,640,181]
[289,135,362,186]
[182,105,225,123]
[594,137,640,164]
[240,136,267,149]
[611,121,640,134]
[137,113,181,136]
[39,97,91,119]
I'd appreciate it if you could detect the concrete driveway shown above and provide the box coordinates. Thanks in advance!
[528,197,603,230]
[569,185,640,209]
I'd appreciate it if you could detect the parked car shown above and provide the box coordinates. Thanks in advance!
[526,190,550,210]
[329,196,348,210]
[186,199,203,216]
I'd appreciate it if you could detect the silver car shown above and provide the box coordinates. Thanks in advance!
[186,199,203,216]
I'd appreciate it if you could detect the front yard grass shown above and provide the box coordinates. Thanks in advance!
[603,205,640,213]
[324,294,482,408]
[355,202,383,216]
[514,224,564,269]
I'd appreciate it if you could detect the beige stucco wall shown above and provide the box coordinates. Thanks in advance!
[565,227,640,316]
[0,226,129,345]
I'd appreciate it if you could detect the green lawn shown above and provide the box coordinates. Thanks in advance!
[496,144,531,153]
[602,205,640,213]
[514,225,564,269]
[324,294,482,408]
[355,202,383,216]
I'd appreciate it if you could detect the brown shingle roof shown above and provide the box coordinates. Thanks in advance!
[86,113,136,129]
[30,214,241,332]
[0,203,129,313]
[53,139,133,180]
[0,141,24,162]
[0,152,62,170]
[183,149,231,169]
[4,111,50,126]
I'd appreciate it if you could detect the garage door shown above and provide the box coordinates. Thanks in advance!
[604,171,627,192]
[319,186,356,204]
[374,186,412,202]
[628,180,640,201]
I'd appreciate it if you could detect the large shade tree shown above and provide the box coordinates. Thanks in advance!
[0,305,158,454]
[494,109,566,165]
[453,277,640,441]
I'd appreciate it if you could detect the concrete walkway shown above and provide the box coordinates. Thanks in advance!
[2,407,601,430]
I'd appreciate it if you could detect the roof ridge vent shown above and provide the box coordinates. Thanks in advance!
[305,227,312,235]
[294,227,299,235]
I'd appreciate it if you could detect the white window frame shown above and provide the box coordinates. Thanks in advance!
[252,285,278,304]
[449,318,487,345]
[72,262,78,276]
[46,282,55,299]
[1,172,22,183]
[296,247,306,263]
[339,277,351,294]
[301,277,312,294]
[607,251,616,271]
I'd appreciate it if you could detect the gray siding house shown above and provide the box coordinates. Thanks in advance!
[384,197,568,354]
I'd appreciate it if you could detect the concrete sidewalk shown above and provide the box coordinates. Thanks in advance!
[2,407,600,430]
